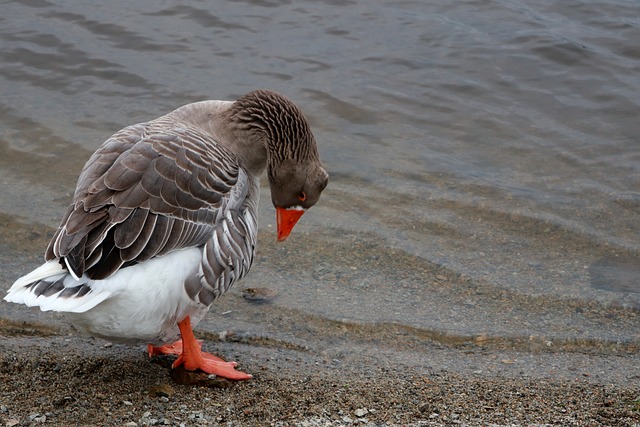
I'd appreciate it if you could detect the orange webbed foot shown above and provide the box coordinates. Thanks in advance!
[150,316,252,381]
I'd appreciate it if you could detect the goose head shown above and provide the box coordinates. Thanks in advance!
[230,90,329,240]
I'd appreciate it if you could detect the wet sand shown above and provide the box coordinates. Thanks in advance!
[0,318,638,427]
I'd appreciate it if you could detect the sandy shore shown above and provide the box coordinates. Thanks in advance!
[0,319,638,427]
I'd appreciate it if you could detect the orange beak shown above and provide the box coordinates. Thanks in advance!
[276,207,305,241]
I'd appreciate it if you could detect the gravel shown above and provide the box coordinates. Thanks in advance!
[0,332,638,427]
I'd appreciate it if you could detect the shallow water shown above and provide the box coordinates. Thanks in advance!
[1,0,639,366]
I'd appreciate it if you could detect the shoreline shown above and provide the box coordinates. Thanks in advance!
[0,321,638,426]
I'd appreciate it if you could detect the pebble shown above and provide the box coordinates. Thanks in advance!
[354,408,368,417]
[28,413,46,424]
[242,287,278,303]
[149,384,174,398]
[5,419,19,427]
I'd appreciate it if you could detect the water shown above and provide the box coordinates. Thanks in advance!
[1,0,639,372]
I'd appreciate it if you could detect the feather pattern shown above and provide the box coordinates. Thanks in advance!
[46,118,240,280]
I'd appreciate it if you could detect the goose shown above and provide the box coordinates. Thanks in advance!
[4,89,329,380]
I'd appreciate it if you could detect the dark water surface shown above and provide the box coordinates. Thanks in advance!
[1,0,639,375]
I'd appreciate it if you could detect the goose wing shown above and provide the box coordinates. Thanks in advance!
[46,120,242,280]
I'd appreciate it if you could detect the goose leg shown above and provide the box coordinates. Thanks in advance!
[164,316,252,380]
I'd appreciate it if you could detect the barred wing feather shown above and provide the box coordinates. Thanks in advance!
[45,121,241,281]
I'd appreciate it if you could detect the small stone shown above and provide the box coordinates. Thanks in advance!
[29,414,46,423]
[123,400,133,406]
[123,422,137,427]
[5,419,20,427]
[159,396,170,403]
[242,287,278,303]
[418,403,430,413]
[354,408,368,417]
[149,384,174,398]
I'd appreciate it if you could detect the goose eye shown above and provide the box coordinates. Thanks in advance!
[298,191,307,202]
